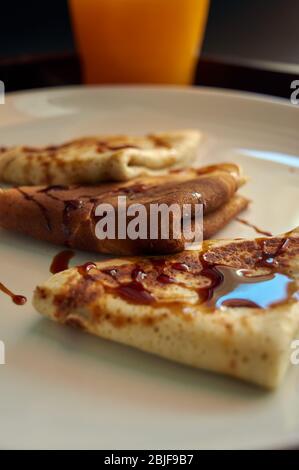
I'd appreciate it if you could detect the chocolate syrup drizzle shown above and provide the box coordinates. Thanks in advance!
[50,234,297,310]
[0,282,27,305]
[77,262,97,277]
[35,183,149,246]
[50,250,75,274]
[256,238,289,268]
[17,188,52,231]
[100,236,296,308]
[38,186,85,244]
[197,237,295,309]
[117,281,155,304]
[236,217,273,237]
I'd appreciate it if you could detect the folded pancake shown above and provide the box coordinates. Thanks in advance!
[0,130,201,185]
[0,163,248,255]
[33,228,299,389]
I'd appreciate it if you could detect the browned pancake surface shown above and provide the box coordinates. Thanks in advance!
[0,164,247,254]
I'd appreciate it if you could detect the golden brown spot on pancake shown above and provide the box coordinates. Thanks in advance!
[36,286,48,300]
[23,153,33,169]
[45,142,72,152]
[203,237,299,271]
[36,154,52,184]
[239,319,248,332]
[54,277,100,317]
[92,304,168,328]
[23,146,40,153]
[229,359,237,370]
[203,240,259,269]
[224,322,234,334]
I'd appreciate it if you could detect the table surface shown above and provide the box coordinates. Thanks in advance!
[0,51,297,100]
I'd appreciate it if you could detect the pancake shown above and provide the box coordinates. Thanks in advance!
[0,163,248,255]
[0,130,201,185]
[33,227,299,388]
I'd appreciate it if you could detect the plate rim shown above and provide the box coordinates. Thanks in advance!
[4,83,296,109]
[1,83,299,450]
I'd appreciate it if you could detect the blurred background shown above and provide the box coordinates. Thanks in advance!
[0,0,298,97]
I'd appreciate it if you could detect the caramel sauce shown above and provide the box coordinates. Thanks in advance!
[112,236,296,309]
[77,262,97,277]
[131,266,147,281]
[157,273,175,284]
[197,260,224,302]
[0,282,27,305]
[199,266,295,310]
[171,262,189,272]
[256,238,289,269]
[105,263,155,304]
[37,186,85,245]
[68,234,297,312]
[117,280,155,304]
[50,250,75,274]
[198,236,296,310]
[62,200,84,243]
[236,217,272,237]
[221,298,260,309]
[102,268,118,278]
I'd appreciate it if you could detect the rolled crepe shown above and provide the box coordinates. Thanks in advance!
[33,228,299,388]
[0,163,248,255]
[0,130,201,185]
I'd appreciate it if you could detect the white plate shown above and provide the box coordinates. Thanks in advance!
[0,86,299,450]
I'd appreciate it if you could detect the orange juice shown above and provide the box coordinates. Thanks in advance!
[69,0,210,85]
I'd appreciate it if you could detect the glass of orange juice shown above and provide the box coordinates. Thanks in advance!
[69,0,210,85]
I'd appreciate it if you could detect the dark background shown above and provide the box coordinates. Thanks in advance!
[0,0,298,96]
